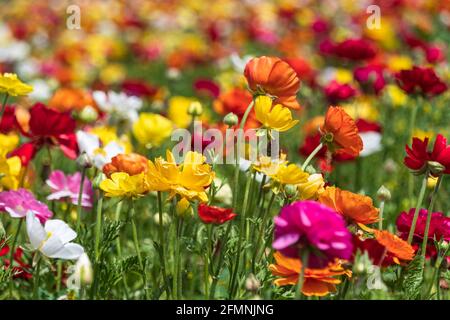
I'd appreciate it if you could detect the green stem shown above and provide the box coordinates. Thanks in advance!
[378,201,385,230]
[94,192,103,260]
[33,254,41,299]
[229,172,253,298]
[407,175,428,244]
[295,250,309,300]
[130,200,149,299]
[114,200,130,299]
[204,225,213,299]
[421,176,443,263]
[157,191,171,299]
[301,143,323,170]
[0,94,9,122]
[8,218,23,296]
[76,167,87,232]
[209,222,232,299]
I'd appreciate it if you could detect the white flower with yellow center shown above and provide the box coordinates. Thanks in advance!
[76,131,124,169]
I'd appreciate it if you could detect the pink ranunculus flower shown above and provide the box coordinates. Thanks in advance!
[273,200,353,268]
[0,189,53,223]
[46,170,94,208]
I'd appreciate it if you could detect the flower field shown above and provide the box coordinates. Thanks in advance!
[0,0,449,301]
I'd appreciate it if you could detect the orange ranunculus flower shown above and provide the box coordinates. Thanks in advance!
[48,88,95,112]
[269,252,351,297]
[320,106,363,157]
[318,186,379,225]
[213,88,259,128]
[373,230,415,262]
[103,153,149,178]
[244,56,301,110]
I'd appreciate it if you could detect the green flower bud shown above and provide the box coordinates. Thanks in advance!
[377,185,391,201]
[428,161,445,176]
[78,105,98,123]
[188,101,203,117]
[223,112,238,126]
[76,152,92,170]
[92,172,106,189]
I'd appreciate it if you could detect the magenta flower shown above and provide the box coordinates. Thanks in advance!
[273,200,353,268]
[0,189,53,223]
[396,208,450,242]
[46,170,94,208]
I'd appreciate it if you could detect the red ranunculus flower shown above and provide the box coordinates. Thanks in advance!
[10,103,78,165]
[0,106,17,133]
[198,203,237,225]
[320,38,377,61]
[324,80,357,103]
[395,66,447,96]
[193,78,220,99]
[404,134,450,175]
[396,208,450,242]
[0,245,32,280]
[121,79,158,99]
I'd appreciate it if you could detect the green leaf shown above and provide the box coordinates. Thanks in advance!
[402,255,425,299]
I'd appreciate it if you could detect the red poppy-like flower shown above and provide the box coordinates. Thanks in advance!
[324,80,357,104]
[320,38,377,61]
[395,66,447,96]
[121,79,158,99]
[193,78,220,99]
[244,56,301,109]
[283,57,316,86]
[404,134,450,175]
[10,103,78,165]
[353,64,386,95]
[0,245,32,280]
[0,106,16,133]
[198,203,237,225]
[396,208,450,242]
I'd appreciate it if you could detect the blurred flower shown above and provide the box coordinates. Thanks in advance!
[0,245,32,280]
[46,170,93,208]
[353,64,386,95]
[72,253,93,285]
[76,131,124,170]
[320,106,363,158]
[213,88,257,127]
[26,211,84,260]
[103,153,149,177]
[133,113,173,147]
[318,186,379,225]
[324,80,357,104]
[0,73,33,96]
[253,156,308,185]
[93,90,142,123]
[100,172,147,198]
[10,103,78,165]
[176,197,193,218]
[167,96,198,129]
[198,203,237,224]
[385,84,408,107]
[404,134,450,176]
[357,119,382,157]
[121,79,158,99]
[254,95,298,132]
[395,66,447,96]
[320,38,377,61]
[269,251,351,297]
[244,56,301,109]
[273,200,353,268]
[0,189,52,222]
[48,88,95,113]
[297,173,325,200]
[0,154,21,190]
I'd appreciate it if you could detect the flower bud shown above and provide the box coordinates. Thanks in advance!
[188,101,203,117]
[223,112,238,126]
[92,172,106,189]
[74,253,93,285]
[376,185,391,201]
[176,198,193,218]
[76,152,92,170]
[284,184,298,199]
[304,165,316,175]
[153,212,171,226]
[245,273,260,292]
[78,105,98,123]
[428,161,445,176]
[439,240,449,252]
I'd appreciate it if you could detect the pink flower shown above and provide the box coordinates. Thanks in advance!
[396,208,450,242]
[324,80,357,103]
[0,189,52,223]
[273,200,353,268]
[46,170,93,208]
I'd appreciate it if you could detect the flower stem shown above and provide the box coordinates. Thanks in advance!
[204,225,213,299]
[130,200,150,299]
[94,192,103,260]
[76,167,87,232]
[0,94,9,123]
[8,218,23,296]
[252,191,275,271]
[157,191,171,299]
[33,254,41,299]
[407,175,428,244]
[209,222,231,299]
[421,176,443,263]
[378,200,385,230]
[295,250,309,300]
[301,143,323,170]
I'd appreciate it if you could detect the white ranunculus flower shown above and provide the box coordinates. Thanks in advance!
[360,131,382,157]
[76,131,124,169]
[26,211,84,260]
[92,90,142,123]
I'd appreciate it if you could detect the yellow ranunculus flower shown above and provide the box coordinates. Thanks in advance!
[0,134,19,154]
[387,55,413,72]
[147,150,215,203]
[254,95,298,132]
[0,73,33,96]
[90,126,133,153]
[133,113,173,147]
[297,173,325,200]
[385,84,408,108]
[167,96,197,128]
[253,155,308,185]
[100,172,148,198]
[0,155,21,191]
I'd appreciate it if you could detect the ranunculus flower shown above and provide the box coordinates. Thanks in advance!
[269,251,351,297]
[273,200,353,268]
[198,203,237,224]
[132,113,173,147]
[26,211,84,260]
[320,38,377,61]
[193,78,220,98]
[357,119,382,157]
[318,186,379,225]
[10,103,78,165]
[320,106,363,158]
[121,79,158,99]
[324,80,357,104]
[0,189,52,222]
[396,208,450,242]
[395,66,447,96]
[404,134,450,176]
[48,88,95,113]
[254,95,299,132]
[0,245,32,280]
[0,73,33,97]
[46,170,94,208]
[244,56,301,109]
[100,172,148,198]
[103,153,149,178]
[353,64,386,95]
